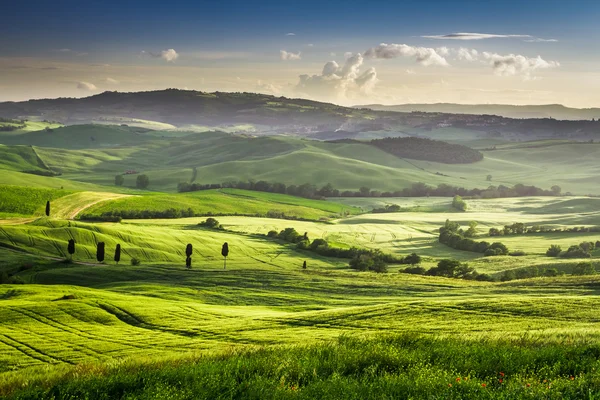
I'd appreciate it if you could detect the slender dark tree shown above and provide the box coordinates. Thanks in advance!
[114,244,121,264]
[45,201,50,217]
[67,239,75,260]
[186,243,193,258]
[302,260,307,269]
[186,257,192,269]
[221,242,229,269]
[96,242,105,263]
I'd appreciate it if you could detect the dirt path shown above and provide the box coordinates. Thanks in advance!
[63,195,130,220]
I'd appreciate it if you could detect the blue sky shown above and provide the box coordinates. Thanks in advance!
[1,0,599,106]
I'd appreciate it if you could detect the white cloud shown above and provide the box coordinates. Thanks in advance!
[436,47,450,56]
[422,32,557,42]
[306,43,314,47]
[330,52,336,57]
[280,50,301,61]
[482,52,559,77]
[142,49,179,62]
[256,80,283,95]
[456,47,479,62]
[405,69,416,75]
[364,43,449,66]
[76,81,97,91]
[285,32,296,36]
[296,53,378,101]
[105,77,119,85]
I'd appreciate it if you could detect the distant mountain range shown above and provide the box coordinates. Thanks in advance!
[356,103,600,121]
[0,90,599,141]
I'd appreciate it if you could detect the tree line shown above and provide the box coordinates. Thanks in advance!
[546,241,599,259]
[177,180,563,200]
[439,220,510,256]
[489,223,600,237]
[80,209,314,222]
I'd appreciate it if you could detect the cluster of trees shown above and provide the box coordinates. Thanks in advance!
[0,118,25,131]
[372,204,401,213]
[81,209,311,222]
[402,259,492,281]
[369,137,484,164]
[178,180,562,201]
[439,220,510,256]
[265,227,421,273]
[546,241,599,258]
[500,262,597,281]
[490,224,600,236]
[452,195,467,211]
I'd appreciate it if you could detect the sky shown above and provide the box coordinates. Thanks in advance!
[1,0,599,107]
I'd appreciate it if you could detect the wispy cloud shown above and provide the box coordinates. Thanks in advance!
[55,48,88,56]
[422,32,557,42]
[364,43,449,66]
[280,50,301,61]
[76,81,97,91]
[285,32,296,36]
[105,77,119,84]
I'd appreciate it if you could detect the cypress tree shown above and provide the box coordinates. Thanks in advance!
[114,244,121,264]
[96,242,105,263]
[221,242,229,269]
[45,201,50,217]
[67,239,75,260]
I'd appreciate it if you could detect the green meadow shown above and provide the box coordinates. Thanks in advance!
[2,122,600,398]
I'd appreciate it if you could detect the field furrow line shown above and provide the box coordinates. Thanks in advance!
[1,334,73,365]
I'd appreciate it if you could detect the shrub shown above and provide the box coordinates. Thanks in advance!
[267,230,278,238]
[199,217,221,229]
[402,253,421,265]
[349,253,388,273]
[452,195,467,211]
[572,262,596,276]
[130,258,141,266]
[546,244,562,257]
[402,266,427,275]
[544,268,559,277]
[509,250,527,257]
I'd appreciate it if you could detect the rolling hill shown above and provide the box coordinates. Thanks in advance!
[0,124,599,194]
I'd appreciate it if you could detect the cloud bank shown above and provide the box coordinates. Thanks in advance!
[482,52,560,77]
[364,43,449,66]
[296,53,377,101]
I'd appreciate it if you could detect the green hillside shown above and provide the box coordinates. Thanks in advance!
[0,124,598,195]
[81,189,358,221]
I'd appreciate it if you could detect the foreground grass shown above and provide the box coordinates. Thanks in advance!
[3,334,600,399]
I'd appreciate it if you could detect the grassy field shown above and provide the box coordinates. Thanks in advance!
[1,193,600,397]
[3,123,600,398]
